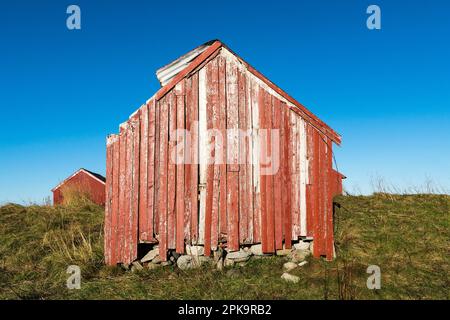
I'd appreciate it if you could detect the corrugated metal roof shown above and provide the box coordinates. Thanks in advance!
[155,40,217,86]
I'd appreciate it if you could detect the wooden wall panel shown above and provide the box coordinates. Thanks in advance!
[104,49,339,264]
[158,97,169,261]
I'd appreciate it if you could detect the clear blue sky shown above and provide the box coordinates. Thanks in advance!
[1,0,449,203]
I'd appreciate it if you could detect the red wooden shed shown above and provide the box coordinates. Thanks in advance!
[52,168,106,206]
[104,40,343,265]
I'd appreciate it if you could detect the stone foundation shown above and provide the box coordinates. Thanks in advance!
[124,240,313,272]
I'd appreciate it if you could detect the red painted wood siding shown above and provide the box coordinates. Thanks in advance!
[104,48,343,265]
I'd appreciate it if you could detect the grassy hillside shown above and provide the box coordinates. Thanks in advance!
[0,194,448,300]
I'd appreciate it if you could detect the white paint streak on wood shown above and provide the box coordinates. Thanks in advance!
[251,79,261,241]
[299,118,307,236]
[290,111,300,239]
[246,74,254,243]
[198,68,207,245]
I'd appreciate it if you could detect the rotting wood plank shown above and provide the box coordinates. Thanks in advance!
[198,68,207,245]
[124,123,133,263]
[186,74,199,243]
[273,98,283,250]
[175,82,185,254]
[226,59,240,251]
[204,59,218,256]
[111,135,120,265]
[158,97,169,261]
[139,104,149,242]
[306,124,314,237]
[210,58,220,252]
[131,117,140,262]
[299,118,308,237]
[117,127,127,263]
[217,56,227,239]
[245,73,254,244]
[238,69,248,244]
[283,106,292,249]
[291,112,300,240]
[251,80,261,244]
[258,87,268,253]
[325,138,334,260]
[168,92,177,250]
[105,135,114,265]
[147,99,156,241]
[265,94,275,253]
[154,100,161,236]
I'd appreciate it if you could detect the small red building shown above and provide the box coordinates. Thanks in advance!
[52,168,106,206]
[104,40,344,265]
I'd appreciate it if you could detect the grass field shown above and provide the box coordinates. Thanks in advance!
[0,194,448,300]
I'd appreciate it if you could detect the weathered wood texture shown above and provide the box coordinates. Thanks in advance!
[104,48,342,264]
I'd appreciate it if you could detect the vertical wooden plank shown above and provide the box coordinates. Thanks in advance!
[273,98,283,250]
[218,56,228,238]
[299,118,308,237]
[124,123,133,263]
[325,138,334,260]
[168,92,177,250]
[226,58,240,251]
[186,74,199,243]
[154,100,161,236]
[210,59,220,252]
[283,106,292,249]
[204,63,214,255]
[105,135,114,265]
[175,83,185,253]
[131,117,140,262]
[111,136,120,264]
[258,87,268,252]
[198,68,207,245]
[306,124,314,237]
[158,97,169,261]
[147,99,156,241]
[245,73,254,244]
[291,112,300,240]
[251,81,261,244]
[265,94,275,253]
[117,126,127,263]
[314,130,324,257]
[139,104,149,241]
[238,69,248,244]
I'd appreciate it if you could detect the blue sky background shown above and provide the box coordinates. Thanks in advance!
[1,0,449,204]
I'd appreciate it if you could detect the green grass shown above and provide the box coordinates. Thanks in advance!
[0,194,448,300]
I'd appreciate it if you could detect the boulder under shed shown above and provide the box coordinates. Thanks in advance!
[52,168,106,206]
[104,40,344,266]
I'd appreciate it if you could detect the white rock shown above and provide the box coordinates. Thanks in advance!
[276,248,292,256]
[131,261,143,272]
[177,255,193,270]
[146,263,161,270]
[283,262,298,272]
[151,255,162,264]
[224,258,235,267]
[298,261,308,267]
[226,249,251,262]
[216,257,224,271]
[281,272,300,283]
[141,248,159,263]
[250,244,264,256]
[161,261,172,267]
[293,241,310,251]
[186,245,204,256]
[289,249,310,263]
